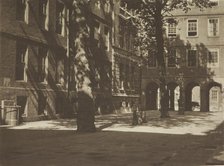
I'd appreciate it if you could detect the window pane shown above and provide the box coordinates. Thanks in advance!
[168,49,176,67]
[188,50,197,67]
[17,0,26,21]
[208,18,218,36]
[16,42,27,81]
[56,1,64,34]
[188,20,197,36]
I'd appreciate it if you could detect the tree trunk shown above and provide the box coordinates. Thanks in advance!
[155,2,169,118]
[76,91,96,132]
[72,1,96,132]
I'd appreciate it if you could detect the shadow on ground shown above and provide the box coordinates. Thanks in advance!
[0,120,223,166]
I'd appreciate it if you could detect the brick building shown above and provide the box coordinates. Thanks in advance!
[111,0,141,113]
[141,0,224,112]
[0,0,73,121]
[0,0,141,122]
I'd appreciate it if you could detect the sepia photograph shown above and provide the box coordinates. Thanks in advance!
[0,0,224,165]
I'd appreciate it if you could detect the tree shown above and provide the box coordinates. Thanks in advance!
[127,0,211,117]
[70,0,96,132]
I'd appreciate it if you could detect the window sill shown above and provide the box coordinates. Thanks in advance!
[187,66,197,68]
[208,36,219,38]
[39,82,48,85]
[207,66,219,68]
[186,36,198,38]
[15,80,27,83]
[56,33,65,37]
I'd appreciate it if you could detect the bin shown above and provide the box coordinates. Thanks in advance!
[5,106,20,126]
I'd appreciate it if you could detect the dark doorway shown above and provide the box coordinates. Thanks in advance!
[16,96,27,123]
[146,82,159,110]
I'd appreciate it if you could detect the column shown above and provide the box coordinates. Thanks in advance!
[200,86,209,112]
[169,89,175,111]
[157,88,160,110]
[178,86,185,115]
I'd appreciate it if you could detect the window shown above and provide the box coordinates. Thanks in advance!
[118,17,125,48]
[39,0,49,30]
[125,64,129,88]
[208,18,219,37]
[56,55,65,85]
[210,0,219,6]
[119,63,124,90]
[104,26,109,51]
[208,49,219,67]
[188,19,197,37]
[168,23,176,38]
[104,0,111,13]
[168,49,176,67]
[131,66,135,88]
[211,90,218,101]
[187,49,197,67]
[56,1,65,35]
[94,21,100,40]
[38,46,48,83]
[17,0,29,23]
[15,42,28,81]
[95,0,101,9]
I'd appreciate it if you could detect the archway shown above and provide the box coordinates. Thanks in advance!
[145,82,159,110]
[200,82,222,112]
[185,82,200,111]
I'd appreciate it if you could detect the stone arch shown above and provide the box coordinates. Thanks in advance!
[201,81,222,112]
[145,82,159,110]
[185,81,200,111]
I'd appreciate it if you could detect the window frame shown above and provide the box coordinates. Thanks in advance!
[55,53,65,86]
[39,0,49,30]
[167,22,177,38]
[104,26,110,51]
[187,19,198,37]
[211,89,219,101]
[208,18,219,37]
[56,0,66,36]
[16,0,29,24]
[187,48,197,67]
[15,42,28,82]
[167,48,177,68]
[210,0,219,6]
[207,48,219,68]
[38,46,48,84]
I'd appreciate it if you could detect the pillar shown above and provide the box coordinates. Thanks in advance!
[178,86,185,115]
[185,88,192,111]
[169,89,175,111]
[200,86,209,112]
[157,88,160,110]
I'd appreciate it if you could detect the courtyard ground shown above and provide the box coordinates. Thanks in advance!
[0,110,224,166]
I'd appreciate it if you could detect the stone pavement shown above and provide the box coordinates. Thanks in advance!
[0,110,224,166]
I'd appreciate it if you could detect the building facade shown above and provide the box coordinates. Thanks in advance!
[111,0,141,113]
[142,0,224,112]
[0,0,73,122]
[0,0,141,122]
